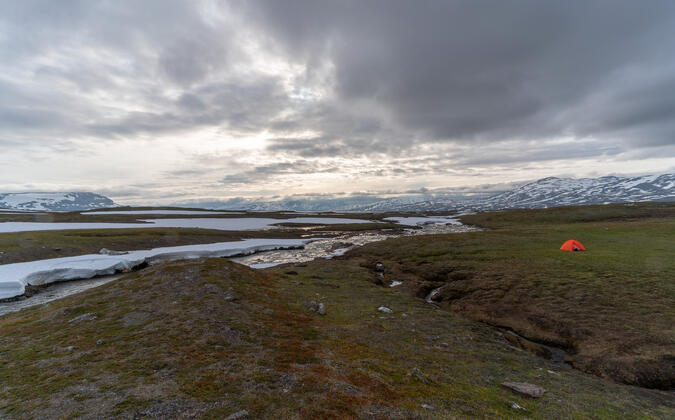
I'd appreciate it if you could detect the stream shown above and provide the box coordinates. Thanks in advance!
[0,221,478,316]
[0,275,124,316]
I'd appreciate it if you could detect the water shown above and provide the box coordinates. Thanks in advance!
[425,286,444,303]
[0,274,123,316]
[0,220,479,315]
[232,223,477,268]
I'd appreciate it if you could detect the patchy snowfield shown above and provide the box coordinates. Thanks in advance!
[0,238,309,299]
[0,217,373,234]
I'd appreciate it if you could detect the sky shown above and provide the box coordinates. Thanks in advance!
[1,0,674,205]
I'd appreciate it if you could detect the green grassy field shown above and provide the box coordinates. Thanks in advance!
[0,203,672,418]
[0,258,672,419]
[344,202,675,389]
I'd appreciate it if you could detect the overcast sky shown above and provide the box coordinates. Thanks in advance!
[1,0,674,204]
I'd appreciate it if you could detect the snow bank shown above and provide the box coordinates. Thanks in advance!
[0,217,373,234]
[0,239,308,299]
[383,216,462,226]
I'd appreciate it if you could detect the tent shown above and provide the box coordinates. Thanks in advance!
[560,239,586,251]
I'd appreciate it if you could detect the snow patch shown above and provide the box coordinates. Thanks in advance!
[0,239,309,299]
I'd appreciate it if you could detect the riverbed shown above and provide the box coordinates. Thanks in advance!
[0,217,478,315]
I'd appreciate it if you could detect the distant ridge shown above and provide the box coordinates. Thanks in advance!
[0,192,116,212]
[480,174,675,210]
[183,173,675,212]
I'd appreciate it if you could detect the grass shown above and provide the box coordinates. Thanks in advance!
[344,202,675,389]
[0,262,670,417]
[0,203,672,418]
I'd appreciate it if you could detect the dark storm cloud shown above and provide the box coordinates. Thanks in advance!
[1,0,675,173]
[0,0,268,146]
[240,0,675,150]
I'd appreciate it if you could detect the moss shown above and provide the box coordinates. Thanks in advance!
[0,205,674,417]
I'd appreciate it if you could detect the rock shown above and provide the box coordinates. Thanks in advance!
[224,294,239,302]
[66,346,77,352]
[317,303,327,315]
[306,301,326,315]
[374,262,385,273]
[501,382,546,398]
[511,402,526,410]
[99,248,128,255]
[408,367,431,384]
[224,409,249,419]
[96,339,104,346]
[122,311,151,327]
[68,312,97,323]
[377,306,393,314]
[421,403,434,410]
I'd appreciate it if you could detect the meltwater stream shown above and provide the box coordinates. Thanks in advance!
[0,275,124,316]
[0,219,478,316]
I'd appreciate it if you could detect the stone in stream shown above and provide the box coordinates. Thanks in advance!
[501,382,546,398]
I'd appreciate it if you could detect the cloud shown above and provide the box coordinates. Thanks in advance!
[1,1,675,202]
[240,0,675,149]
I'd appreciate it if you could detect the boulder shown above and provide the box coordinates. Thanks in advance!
[317,302,327,315]
[501,382,546,398]
[306,301,326,315]
[68,312,97,324]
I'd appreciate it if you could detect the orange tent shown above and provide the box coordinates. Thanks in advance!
[560,239,586,251]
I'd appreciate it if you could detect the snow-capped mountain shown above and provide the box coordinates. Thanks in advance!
[182,173,674,212]
[0,192,116,211]
[480,174,675,210]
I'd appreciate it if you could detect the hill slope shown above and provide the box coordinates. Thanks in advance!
[0,192,116,211]
[1,203,674,418]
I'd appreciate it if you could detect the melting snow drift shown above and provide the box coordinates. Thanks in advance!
[0,239,309,299]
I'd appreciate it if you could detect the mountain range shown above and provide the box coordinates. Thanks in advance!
[181,174,675,212]
[1,174,673,212]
